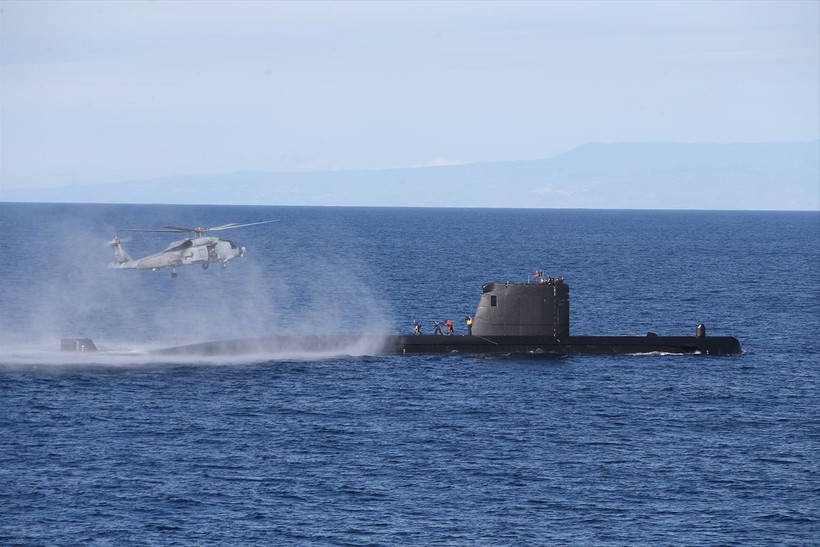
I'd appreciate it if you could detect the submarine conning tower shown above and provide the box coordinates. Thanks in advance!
[472,279,570,337]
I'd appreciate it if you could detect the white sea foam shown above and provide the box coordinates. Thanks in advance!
[0,214,395,369]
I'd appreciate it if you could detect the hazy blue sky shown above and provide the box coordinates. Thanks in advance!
[1,0,818,190]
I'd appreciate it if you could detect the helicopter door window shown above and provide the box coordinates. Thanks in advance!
[192,246,208,261]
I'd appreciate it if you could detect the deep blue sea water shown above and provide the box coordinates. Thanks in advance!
[1,203,818,545]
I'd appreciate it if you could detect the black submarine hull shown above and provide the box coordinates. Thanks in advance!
[146,333,742,357]
[391,334,742,356]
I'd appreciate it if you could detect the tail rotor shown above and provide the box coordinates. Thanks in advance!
[105,234,131,247]
[106,233,133,266]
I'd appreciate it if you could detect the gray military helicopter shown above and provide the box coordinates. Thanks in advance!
[107,220,277,278]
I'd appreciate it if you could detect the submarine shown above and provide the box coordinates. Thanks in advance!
[62,276,743,357]
[390,278,741,355]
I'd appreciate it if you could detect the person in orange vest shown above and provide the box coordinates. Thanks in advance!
[444,319,454,335]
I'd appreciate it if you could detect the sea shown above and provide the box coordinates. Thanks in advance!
[1,203,818,546]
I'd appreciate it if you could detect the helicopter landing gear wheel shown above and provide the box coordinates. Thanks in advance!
[202,262,209,270]
[171,268,177,279]
[221,262,228,269]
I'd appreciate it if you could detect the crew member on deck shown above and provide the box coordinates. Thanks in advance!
[465,315,473,335]
[445,319,454,335]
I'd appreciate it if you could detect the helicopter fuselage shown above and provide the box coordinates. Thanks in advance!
[108,236,245,274]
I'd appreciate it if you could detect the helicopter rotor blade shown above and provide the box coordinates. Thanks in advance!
[121,220,278,235]
[206,223,240,231]
[122,227,192,233]
[205,220,279,232]
[162,226,200,232]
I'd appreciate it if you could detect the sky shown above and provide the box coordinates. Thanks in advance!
[1,0,818,191]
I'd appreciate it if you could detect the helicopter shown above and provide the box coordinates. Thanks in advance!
[107,220,277,278]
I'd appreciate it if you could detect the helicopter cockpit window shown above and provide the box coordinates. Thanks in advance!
[167,239,194,252]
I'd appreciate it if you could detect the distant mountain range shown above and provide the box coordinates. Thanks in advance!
[2,141,818,210]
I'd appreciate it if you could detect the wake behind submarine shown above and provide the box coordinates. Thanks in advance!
[62,275,743,357]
